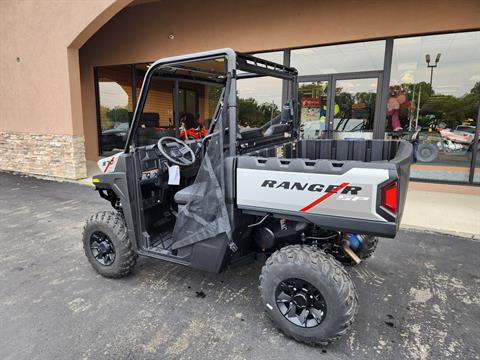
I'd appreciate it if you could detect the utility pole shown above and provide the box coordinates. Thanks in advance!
[426,53,441,96]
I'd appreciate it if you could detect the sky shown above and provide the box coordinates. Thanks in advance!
[389,32,480,97]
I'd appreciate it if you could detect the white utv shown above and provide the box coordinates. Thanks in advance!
[83,49,412,345]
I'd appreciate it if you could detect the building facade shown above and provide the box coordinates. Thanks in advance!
[1,0,479,183]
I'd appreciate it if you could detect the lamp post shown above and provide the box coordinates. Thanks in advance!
[425,53,441,96]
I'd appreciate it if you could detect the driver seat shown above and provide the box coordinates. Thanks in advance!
[174,182,206,205]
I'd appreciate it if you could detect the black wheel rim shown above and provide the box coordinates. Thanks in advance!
[90,231,116,266]
[275,278,327,328]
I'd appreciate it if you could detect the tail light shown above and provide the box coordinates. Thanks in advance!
[381,181,397,214]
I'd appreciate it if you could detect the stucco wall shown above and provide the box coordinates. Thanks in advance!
[0,0,132,178]
[0,0,129,135]
[80,0,480,160]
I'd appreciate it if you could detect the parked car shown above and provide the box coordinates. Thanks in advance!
[101,122,129,151]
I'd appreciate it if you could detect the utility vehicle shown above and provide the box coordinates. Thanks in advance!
[83,49,412,345]
[392,125,478,163]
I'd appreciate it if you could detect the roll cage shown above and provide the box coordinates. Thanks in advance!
[124,48,299,157]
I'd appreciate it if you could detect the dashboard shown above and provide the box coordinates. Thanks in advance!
[136,141,201,184]
[137,145,167,183]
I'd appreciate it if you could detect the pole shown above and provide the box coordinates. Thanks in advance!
[409,85,416,131]
[429,67,434,96]
[469,103,480,183]
[415,87,421,130]
[377,38,394,139]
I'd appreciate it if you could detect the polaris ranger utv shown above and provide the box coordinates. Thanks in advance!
[83,49,412,345]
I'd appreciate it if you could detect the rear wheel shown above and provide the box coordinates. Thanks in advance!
[82,211,137,278]
[259,245,358,346]
[415,141,438,162]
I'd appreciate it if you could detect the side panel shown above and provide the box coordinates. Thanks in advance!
[92,153,139,252]
[237,168,390,222]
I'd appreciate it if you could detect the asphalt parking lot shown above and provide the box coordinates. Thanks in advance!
[0,172,479,360]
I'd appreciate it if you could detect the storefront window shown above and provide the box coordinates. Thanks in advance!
[254,51,284,64]
[291,41,385,75]
[135,63,174,128]
[179,89,199,118]
[133,62,224,145]
[137,76,175,146]
[236,76,282,128]
[386,31,480,183]
[230,51,284,128]
[97,65,134,154]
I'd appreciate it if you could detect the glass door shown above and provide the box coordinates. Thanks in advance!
[298,79,330,139]
[298,71,383,140]
[331,76,381,140]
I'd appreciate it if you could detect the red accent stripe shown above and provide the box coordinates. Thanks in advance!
[299,182,349,212]
[104,156,115,173]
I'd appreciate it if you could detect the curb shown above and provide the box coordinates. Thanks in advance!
[400,224,479,241]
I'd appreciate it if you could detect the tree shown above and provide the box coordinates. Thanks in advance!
[237,97,280,128]
[106,107,129,126]
[470,81,480,98]
[237,97,260,127]
[208,85,223,116]
[259,102,280,122]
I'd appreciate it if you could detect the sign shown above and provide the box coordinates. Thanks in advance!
[301,97,321,107]
[301,97,321,122]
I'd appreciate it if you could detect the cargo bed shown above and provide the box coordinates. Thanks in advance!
[235,139,413,238]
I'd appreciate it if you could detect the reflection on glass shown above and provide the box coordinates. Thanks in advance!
[178,89,199,118]
[298,81,329,139]
[386,31,480,183]
[178,83,206,141]
[134,63,225,145]
[135,64,174,128]
[236,77,282,128]
[334,78,377,140]
[97,65,133,154]
[136,76,175,146]
[253,51,284,64]
[207,84,223,120]
[291,41,385,75]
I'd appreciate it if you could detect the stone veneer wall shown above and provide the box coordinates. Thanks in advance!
[0,132,87,179]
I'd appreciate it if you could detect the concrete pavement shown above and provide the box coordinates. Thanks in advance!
[0,172,479,359]
[402,182,480,239]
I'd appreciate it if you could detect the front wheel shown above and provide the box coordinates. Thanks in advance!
[82,211,137,278]
[259,245,358,346]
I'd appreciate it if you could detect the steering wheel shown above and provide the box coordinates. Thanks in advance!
[157,136,196,166]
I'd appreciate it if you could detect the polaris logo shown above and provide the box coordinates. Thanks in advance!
[261,180,362,195]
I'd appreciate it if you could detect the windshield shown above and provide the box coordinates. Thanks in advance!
[115,122,129,131]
